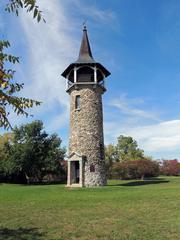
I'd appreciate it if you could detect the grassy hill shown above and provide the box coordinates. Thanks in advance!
[0,177,180,240]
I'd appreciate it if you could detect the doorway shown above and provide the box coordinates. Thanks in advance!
[71,161,80,184]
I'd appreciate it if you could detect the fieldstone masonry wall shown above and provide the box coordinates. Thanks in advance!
[68,85,107,187]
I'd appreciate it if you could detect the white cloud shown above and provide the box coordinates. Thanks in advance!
[15,0,78,130]
[127,120,180,152]
[104,119,180,158]
[73,0,118,27]
[1,0,118,136]
[109,93,160,121]
[104,94,180,158]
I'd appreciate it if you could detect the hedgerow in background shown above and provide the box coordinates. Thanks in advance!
[160,159,180,176]
[112,158,160,180]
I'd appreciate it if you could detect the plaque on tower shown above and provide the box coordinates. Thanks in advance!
[90,164,95,172]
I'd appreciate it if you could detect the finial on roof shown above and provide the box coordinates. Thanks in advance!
[83,21,87,31]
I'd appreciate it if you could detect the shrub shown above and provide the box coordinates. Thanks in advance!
[111,159,160,180]
[160,159,180,176]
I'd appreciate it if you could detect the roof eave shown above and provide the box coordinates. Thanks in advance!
[61,62,111,79]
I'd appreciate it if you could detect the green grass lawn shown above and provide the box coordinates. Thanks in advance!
[0,177,180,240]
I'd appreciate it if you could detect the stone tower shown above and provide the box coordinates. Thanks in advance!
[61,26,110,187]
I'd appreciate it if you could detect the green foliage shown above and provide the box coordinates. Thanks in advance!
[105,135,145,171]
[105,135,144,166]
[105,144,118,178]
[116,135,144,162]
[0,1,45,129]
[0,133,15,178]
[0,40,41,129]
[5,0,45,22]
[0,120,66,183]
[105,135,156,179]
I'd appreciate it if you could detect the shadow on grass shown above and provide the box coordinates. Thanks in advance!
[23,181,66,186]
[0,227,45,240]
[109,178,169,187]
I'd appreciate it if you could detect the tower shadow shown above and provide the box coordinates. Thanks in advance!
[109,178,169,187]
[0,227,45,240]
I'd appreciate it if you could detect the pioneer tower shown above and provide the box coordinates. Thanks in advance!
[62,26,110,187]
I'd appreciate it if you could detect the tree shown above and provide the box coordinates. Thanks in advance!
[5,0,45,22]
[112,161,129,180]
[160,159,180,176]
[133,158,160,180]
[0,41,41,129]
[111,158,160,180]
[0,133,14,180]
[7,120,66,183]
[105,135,153,178]
[105,144,118,177]
[116,135,144,162]
[0,1,45,129]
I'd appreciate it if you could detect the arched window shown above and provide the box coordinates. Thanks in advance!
[75,95,81,109]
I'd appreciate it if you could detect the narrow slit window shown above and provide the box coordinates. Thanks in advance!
[75,95,81,109]
[100,143,104,159]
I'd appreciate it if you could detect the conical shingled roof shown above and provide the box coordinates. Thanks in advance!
[61,25,111,79]
[75,25,95,63]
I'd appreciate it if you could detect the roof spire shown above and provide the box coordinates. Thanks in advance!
[83,21,87,31]
[76,23,95,63]
[61,24,111,79]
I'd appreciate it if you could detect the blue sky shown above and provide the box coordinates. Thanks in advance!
[1,0,180,159]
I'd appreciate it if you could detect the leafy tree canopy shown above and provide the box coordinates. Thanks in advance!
[116,135,144,162]
[0,120,66,183]
[112,158,160,180]
[0,132,14,177]
[105,135,146,178]
[160,159,180,176]
[5,0,45,22]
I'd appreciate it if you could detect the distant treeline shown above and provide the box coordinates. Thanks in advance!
[0,123,179,184]
[105,135,180,179]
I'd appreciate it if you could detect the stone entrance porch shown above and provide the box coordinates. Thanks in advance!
[67,152,84,187]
